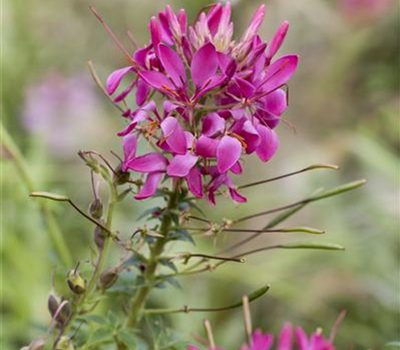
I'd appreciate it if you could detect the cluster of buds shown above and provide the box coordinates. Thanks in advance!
[104,3,299,203]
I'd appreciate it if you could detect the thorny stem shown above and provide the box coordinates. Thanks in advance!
[1,122,73,267]
[126,184,181,328]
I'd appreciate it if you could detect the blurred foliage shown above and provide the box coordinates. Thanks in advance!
[1,0,399,349]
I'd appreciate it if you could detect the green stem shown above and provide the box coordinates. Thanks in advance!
[1,122,73,267]
[126,188,180,328]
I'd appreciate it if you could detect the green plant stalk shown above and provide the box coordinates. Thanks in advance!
[126,188,180,328]
[1,122,73,267]
[52,176,118,349]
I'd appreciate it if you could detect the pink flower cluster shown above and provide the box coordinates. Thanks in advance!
[107,3,299,203]
[189,324,335,350]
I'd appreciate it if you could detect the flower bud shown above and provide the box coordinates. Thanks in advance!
[48,294,59,318]
[93,226,107,250]
[98,267,119,290]
[89,198,103,219]
[56,336,75,350]
[67,269,86,294]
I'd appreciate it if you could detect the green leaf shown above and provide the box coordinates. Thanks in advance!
[118,329,137,348]
[79,314,108,326]
[168,229,195,244]
[138,206,162,220]
[29,191,69,202]
[89,326,114,345]
[159,258,178,272]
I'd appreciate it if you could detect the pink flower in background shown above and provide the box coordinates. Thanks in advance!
[339,0,393,22]
[106,3,299,203]
[23,73,104,157]
[189,323,336,350]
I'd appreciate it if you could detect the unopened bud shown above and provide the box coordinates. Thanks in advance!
[99,267,119,290]
[114,164,130,185]
[93,226,107,250]
[48,294,59,317]
[67,269,86,294]
[56,336,75,350]
[89,198,103,219]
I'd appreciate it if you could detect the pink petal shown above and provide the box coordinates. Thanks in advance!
[139,70,175,92]
[236,77,256,99]
[186,166,203,198]
[136,80,151,106]
[161,116,187,155]
[185,131,195,149]
[167,153,198,177]
[134,172,163,200]
[117,120,137,137]
[191,42,218,88]
[202,113,225,137]
[230,161,243,174]
[259,55,299,95]
[196,135,219,158]
[241,120,261,154]
[262,89,287,116]
[266,21,289,61]
[122,134,137,170]
[177,9,187,34]
[106,67,133,95]
[256,125,279,162]
[158,11,174,45]
[126,153,168,173]
[294,327,309,350]
[149,17,161,50]
[242,4,265,42]
[114,80,136,102]
[207,3,223,35]
[250,329,274,350]
[229,188,247,203]
[278,323,293,350]
[158,44,186,87]
[217,135,242,173]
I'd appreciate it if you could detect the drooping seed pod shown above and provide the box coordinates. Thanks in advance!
[47,294,59,318]
[98,267,119,290]
[57,299,72,324]
[93,226,107,250]
[67,269,86,294]
[89,198,103,219]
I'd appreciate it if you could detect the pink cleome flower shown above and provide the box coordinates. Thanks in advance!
[107,3,299,203]
[189,324,335,350]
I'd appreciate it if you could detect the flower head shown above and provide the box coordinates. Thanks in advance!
[105,3,299,202]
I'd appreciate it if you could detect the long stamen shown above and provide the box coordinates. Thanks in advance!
[90,7,138,68]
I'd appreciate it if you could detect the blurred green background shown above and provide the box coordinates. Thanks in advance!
[2,0,399,349]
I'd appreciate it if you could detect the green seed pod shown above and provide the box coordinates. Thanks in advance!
[47,294,59,317]
[56,336,75,350]
[89,198,103,219]
[67,269,86,294]
[93,226,107,250]
[99,267,119,290]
